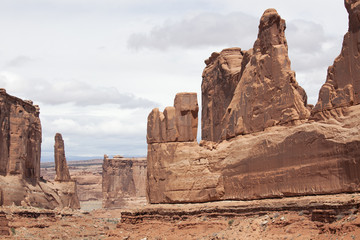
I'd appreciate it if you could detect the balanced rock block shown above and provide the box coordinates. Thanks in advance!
[147,92,198,143]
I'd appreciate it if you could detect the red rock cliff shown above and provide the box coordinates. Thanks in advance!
[312,0,360,118]
[0,88,41,180]
[146,6,360,204]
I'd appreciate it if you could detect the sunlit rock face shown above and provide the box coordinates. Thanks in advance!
[201,9,309,142]
[147,92,198,144]
[312,0,360,119]
[146,6,360,204]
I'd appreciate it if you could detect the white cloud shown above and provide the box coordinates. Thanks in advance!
[6,55,34,68]
[0,71,157,108]
[128,12,258,50]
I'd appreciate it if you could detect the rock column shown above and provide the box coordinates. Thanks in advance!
[54,133,71,181]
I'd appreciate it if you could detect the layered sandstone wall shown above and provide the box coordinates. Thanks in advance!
[102,155,147,208]
[146,3,360,204]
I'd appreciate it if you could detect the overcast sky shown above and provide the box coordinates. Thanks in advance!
[0,0,349,161]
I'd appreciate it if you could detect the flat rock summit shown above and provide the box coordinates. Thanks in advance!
[146,3,360,204]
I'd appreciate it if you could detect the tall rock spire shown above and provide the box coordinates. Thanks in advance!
[54,133,71,181]
[201,9,310,142]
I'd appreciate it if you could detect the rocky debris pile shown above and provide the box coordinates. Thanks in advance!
[146,3,360,204]
[102,155,147,208]
[0,90,79,209]
[312,0,360,119]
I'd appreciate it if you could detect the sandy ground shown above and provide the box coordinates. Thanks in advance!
[1,193,360,239]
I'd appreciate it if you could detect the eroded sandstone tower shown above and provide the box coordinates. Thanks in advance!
[54,133,71,181]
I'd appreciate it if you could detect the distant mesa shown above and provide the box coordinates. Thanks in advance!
[146,4,360,204]
[102,155,147,208]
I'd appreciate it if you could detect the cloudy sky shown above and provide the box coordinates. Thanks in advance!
[0,0,349,161]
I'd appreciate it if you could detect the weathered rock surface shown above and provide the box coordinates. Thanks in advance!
[147,92,198,143]
[202,48,244,141]
[0,211,9,236]
[0,89,79,209]
[312,0,360,118]
[148,104,360,203]
[146,5,360,204]
[54,133,71,181]
[0,88,41,180]
[202,9,309,142]
[102,155,147,208]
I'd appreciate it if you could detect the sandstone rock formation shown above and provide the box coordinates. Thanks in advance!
[312,0,360,118]
[147,92,198,143]
[146,5,360,204]
[41,159,103,211]
[0,212,9,236]
[202,9,309,142]
[0,88,41,180]
[0,89,79,209]
[54,133,71,181]
[102,155,147,208]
